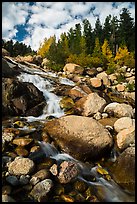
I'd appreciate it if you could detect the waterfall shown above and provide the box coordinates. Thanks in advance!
[17,70,64,122]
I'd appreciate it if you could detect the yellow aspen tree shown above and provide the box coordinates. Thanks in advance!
[37,36,56,58]
[102,39,113,62]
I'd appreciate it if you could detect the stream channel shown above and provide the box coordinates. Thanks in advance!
[2,59,135,202]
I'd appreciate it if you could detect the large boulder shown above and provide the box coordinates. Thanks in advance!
[2,58,20,78]
[63,63,84,75]
[33,55,43,65]
[75,92,107,116]
[110,147,135,193]
[2,48,10,56]
[44,115,113,161]
[104,102,134,118]
[2,78,45,117]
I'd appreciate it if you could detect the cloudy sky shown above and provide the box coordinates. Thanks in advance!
[2,2,135,51]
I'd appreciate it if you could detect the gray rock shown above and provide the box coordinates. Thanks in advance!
[29,179,53,202]
[6,175,19,186]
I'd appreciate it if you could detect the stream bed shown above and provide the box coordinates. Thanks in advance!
[2,60,135,202]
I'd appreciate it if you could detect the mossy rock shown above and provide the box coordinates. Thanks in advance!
[59,96,75,111]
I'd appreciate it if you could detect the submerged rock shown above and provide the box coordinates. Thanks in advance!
[44,115,113,161]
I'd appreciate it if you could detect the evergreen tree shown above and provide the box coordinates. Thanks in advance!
[83,19,94,54]
[94,17,103,44]
[103,15,112,42]
[118,8,135,51]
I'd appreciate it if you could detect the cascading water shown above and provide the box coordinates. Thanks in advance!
[17,69,66,122]
[37,141,135,202]
[3,59,134,202]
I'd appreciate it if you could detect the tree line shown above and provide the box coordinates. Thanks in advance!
[37,8,135,72]
[2,39,36,57]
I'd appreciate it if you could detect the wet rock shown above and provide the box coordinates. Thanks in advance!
[6,175,20,186]
[44,115,113,161]
[12,137,33,146]
[8,157,35,176]
[32,169,51,180]
[60,194,75,202]
[2,58,20,78]
[116,127,135,151]
[2,78,45,117]
[110,147,135,192]
[50,164,58,176]
[25,101,46,117]
[2,185,12,195]
[58,161,79,184]
[75,92,106,116]
[19,175,30,185]
[29,179,53,202]
[59,96,75,111]
[14,146,29,157]
[63,63,84,75]
[114,117,135,133]
[2,194,16,202]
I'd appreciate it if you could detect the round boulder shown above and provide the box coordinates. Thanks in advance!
[44,115,113,161]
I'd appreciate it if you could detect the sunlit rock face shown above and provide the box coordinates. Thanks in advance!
[44,115,113,161]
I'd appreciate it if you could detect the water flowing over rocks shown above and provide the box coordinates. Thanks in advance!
[44,115,113,161]
[2,78,45,117]
[2,56,135,202]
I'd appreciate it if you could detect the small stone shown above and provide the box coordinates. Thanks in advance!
[8,157,35,176]
[58,161,79,184]
[29,179,53,202]
[2,195,16,202]
[6,175,19,186]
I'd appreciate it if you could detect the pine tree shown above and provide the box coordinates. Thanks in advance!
[118,8,135,51]
[83,19,94,54]
[94,17,103,44]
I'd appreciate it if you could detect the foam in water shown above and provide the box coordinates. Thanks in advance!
[17,72,64,122]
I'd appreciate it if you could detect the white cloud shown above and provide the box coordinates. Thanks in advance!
[2,2,135,51]
[2,2,29,39]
